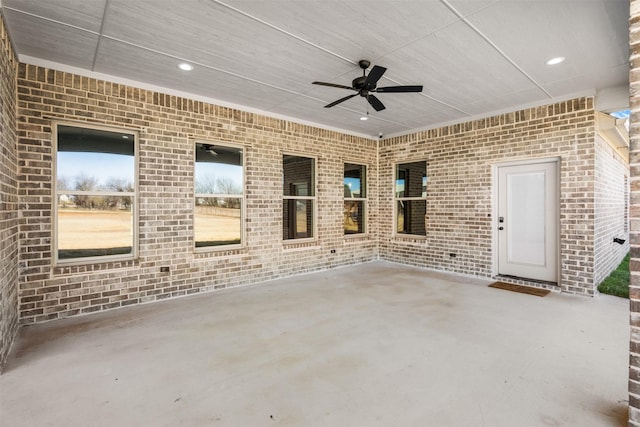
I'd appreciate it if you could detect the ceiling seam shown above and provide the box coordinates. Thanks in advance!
[367,3,495,71]
[439,0,553,98]
[209,0,357,67]
[3,3,469,121]
[99,35,299,94]
[2,6,100,35]
[10,1,607,137]
[383,73,472,115]
[210,0,471,116]
[367,0,502,115]
[91,0,111,72]
[82,0,399,124]
[96,33,407,128]
[0,8,351,123]
[3,4,326,107]
[365,22,472,115]
[98,20,405,128]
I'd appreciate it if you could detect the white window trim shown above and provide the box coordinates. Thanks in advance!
[393,159,428,239]
[193,140,245,252]
[53,121,139,266]
[344,162,367,236]
[282,152,317,243]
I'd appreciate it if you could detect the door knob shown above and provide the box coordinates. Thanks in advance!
[498,226,504,230]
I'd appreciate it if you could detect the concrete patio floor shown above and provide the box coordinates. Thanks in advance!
[0,261,630,426]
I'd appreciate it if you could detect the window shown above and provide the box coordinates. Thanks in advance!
[194,143,243,248]
[395,161,427,236]
[344,163,366,234]
[55,124,137,263]
[283,155,315,240]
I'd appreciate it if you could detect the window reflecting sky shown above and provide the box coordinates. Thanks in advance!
[58,152,134,188]
[58,152,243,190]
[195,162,243,188]
[344,177,361,193]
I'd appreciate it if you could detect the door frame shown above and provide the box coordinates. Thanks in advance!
[492,157,561,284]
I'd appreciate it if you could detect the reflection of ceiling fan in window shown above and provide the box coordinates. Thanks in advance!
[312,60,423,111]
[196,143,243,166]
[202,144,217,156]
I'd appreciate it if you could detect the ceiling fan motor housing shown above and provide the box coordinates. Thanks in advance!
[352,76,367,90]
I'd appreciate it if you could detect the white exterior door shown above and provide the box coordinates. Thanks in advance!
[497,161,558,282]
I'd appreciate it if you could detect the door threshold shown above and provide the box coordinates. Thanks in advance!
[494,274,558,291]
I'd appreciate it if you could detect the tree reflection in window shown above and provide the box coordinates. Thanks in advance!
[55,124,136,262]
[194,143,244,248]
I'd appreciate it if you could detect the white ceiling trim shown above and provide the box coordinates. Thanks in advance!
[6,4,409,135]
[6,1,471,127]
[5,0,627,138]
[19,55,378,140]
[4,1,434,135]
[93,35,410,132]
[383,89,596,139]
[17,55,600,142]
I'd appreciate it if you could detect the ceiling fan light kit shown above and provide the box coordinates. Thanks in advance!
[313,59,423,112]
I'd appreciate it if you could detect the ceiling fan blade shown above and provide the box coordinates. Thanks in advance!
[364,65,387,86]
[367,94,386,112]
[376,85,423,93]
[324,93,358,108]
[312,81,355,91]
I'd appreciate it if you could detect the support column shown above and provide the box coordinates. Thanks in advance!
[629,1,640,425]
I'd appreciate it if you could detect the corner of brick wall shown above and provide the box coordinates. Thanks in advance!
[378,98,598,295]
[630,0,640,424]
[593,134,629,287]
[0,14,19,371]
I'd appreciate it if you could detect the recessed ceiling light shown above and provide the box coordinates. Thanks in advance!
[546,56,565,66]
[178,63,194,71]
[360,116,368,121]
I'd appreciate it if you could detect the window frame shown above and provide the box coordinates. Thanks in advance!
[193,140,245,252]
[52,121,139,266]
[344,162,367,236]
[282,153,317,243]
[393,159,428,238]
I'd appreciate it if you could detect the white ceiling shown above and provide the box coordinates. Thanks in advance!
[1,0,630,139]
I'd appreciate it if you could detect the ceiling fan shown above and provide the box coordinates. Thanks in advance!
[201,144,218,156]
[312,60,423,112]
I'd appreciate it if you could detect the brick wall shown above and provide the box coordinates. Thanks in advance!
[0,15,18,370]
[378,99,599,295]
[15,60,626,328]
[629,0,640,424]
[16,64,378,325]
[12,65,629,319]
[593,135,629,286]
